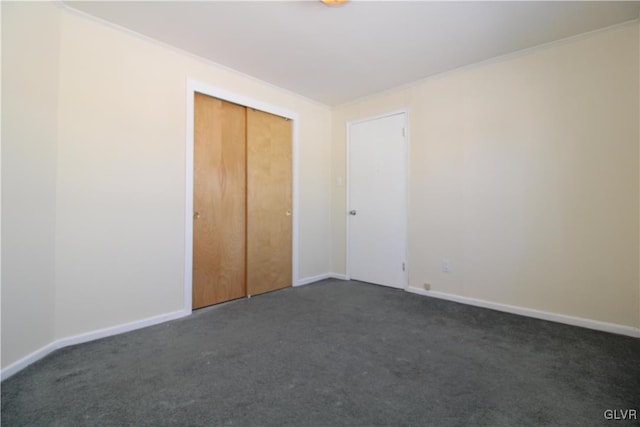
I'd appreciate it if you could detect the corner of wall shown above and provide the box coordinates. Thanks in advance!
[1,0,61,369]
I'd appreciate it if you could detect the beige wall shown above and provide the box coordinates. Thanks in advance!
[332,23,640,329]
[332,24,640,327]
[1,2,60,366]
[3,1,638,372]
[2,3,332,368]
[53,9,332,339]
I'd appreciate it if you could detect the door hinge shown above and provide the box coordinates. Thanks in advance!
[402,262,405,272]
[402,127,406,137]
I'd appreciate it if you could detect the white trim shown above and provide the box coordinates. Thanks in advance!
[185,80,195,316]
[291,118,301,287]
[405,287,640,338]
[334,19,640,109]
[346,110,410,288]
[58,2,327,109]
[344,120,351,281]
[0,342,58,382]
[402,111,411,291]
[58,1,637,111]
[296,273,349,286]
[185,79,301,311]
[58,310,188,348]
[1,310,188,381]
[348,109,410,127]
[296,273,332,286]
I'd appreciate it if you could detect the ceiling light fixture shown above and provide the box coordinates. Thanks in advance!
[321,0,348,6]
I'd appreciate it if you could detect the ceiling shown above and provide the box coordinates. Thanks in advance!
[64,1,640,106]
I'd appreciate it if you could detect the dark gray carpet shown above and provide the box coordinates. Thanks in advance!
[2,279,639,426]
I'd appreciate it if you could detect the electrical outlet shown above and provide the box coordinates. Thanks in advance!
[423,283,431,290]
[442,259,451,273]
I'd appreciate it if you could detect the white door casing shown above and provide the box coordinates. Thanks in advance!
[185,79,300,314]
[347,111,408,289]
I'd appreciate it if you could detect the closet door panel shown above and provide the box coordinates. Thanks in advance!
[193,94,246,308]
[246,109,292,296]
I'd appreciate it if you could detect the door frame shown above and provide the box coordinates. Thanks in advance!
[184,79,300,314]
[345,109,410,289]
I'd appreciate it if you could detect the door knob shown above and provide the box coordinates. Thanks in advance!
[349,210,357,216]
[286,211,292,216]
[194,212,201,220]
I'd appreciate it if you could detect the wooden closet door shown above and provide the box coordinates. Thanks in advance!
[246,108,292,296]
[193,94,246,309]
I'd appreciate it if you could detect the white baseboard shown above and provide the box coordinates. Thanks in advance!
[57,310,189,348]
[295,273,347,286]
[1,309,189,381]
[295,273,331,286]
[2,274,352,379]
[0,342,59,382]
[405,286,640,338]
[13,283,628,381]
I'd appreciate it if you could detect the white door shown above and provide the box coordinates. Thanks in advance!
[348,112,407,288]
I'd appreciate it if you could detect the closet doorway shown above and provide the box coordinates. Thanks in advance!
[191,92,293,309]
